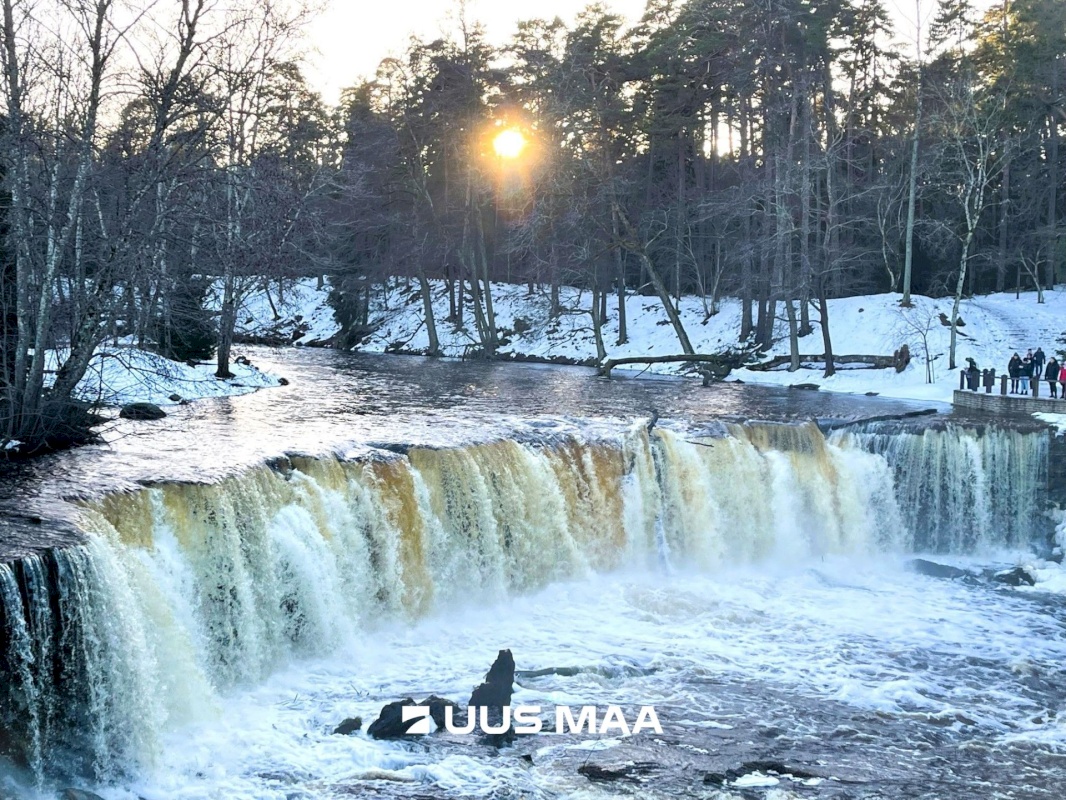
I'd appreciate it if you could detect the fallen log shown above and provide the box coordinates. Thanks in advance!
[747,354,896,371]
[598,354,741,378]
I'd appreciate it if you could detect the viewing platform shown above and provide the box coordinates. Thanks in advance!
[953,368,1066,414]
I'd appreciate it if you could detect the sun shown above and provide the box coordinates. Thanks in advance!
[493,128,527,160]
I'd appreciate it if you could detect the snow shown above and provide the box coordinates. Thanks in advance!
[231,277,1066,407]
[215,278,339,346]
[48,347,282,407]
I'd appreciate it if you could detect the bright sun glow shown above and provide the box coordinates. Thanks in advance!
[493,129,527,160]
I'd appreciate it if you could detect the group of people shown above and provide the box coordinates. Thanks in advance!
[1007,348,1066,397]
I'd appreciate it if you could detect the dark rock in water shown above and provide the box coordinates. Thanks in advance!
[422,695,461,731]
[168,393,183,402]
[516,666,582,679]
[332,717,362,735]
[733,760,823,781]
[367,698,421,739]
[476,707,517,748]
[579,762,657,783]
[278,377,290,386]
[469,649,515,709]
[469,650,517,748]
[907,559,970,580]
[61,790,107,800]
[120,402,167,421]
[790,383,820,391]
[992,567,1036,587]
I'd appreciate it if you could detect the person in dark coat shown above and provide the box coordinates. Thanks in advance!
[1021,355,1034,395]
[1008,353,1022,393]
[1034,347,1046,376]
[1046,357,1060,398]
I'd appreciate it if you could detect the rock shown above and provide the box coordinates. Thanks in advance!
[168,393,183,402]
[367,698,420,739]
[61,790,108,800]
[422,695,462,731]
[894,344,912,373]
[119,402,167,421]
[790,383,820,391]
[235,355,251,366]
[469,649,515,710]
[516,666,582,679]
[992,567,1036,587]
[332,717,362,736]
[278,377,290,386]
[513,317,532,334]
[579,763,657,783]
[907,559,970,580]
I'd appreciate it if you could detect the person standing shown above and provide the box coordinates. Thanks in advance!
[1034,347,1046,377]
[1008,353,1022,393]
[1059,361,1066,399]
[1046,357,1060,398]
[1021,354,1033,395]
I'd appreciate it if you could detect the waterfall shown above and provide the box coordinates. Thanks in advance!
[831,423,1049,552]
[0,420,1050,787]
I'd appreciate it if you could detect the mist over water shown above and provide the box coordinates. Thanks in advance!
[0,351,1060,798]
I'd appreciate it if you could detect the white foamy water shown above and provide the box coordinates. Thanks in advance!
[86,558,1066,800]
[0,419,1059,799]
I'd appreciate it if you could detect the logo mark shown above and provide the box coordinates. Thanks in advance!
[401,705,432,735]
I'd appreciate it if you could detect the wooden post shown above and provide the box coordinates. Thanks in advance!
[1000,375,1008,395]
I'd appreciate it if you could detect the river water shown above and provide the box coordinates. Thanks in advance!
[0,349,1063,799]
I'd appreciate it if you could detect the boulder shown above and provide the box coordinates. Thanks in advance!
[119,402,167,421]
[61,791,107,800]
[332,717,362,736]
[422,695,462,731]
[168,394,183,402]
[367,698,420,739]
[469,649,515,709]
[907,559,970,580]
[992,567,1036,587]
[469,650,517,748]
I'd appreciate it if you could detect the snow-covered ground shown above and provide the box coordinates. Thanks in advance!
[239,277,1066,406]
[220,278,339,346]
[48,347,281,407]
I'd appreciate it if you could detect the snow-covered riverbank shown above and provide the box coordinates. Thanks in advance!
[238,278,1065,406]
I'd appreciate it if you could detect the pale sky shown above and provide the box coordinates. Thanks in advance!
[305,0,989,105]
[305,0,645,104]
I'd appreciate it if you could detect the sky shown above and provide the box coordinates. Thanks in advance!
[305,0,643,104]
[304,0,988,105]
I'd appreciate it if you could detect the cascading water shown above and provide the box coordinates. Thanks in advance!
[831,423,1049,552]
[0,420,1051,790]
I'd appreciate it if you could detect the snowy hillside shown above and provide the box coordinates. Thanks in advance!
[237,278,1066,405]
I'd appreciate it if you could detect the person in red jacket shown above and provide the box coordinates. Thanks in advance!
[1058,362,1066,399]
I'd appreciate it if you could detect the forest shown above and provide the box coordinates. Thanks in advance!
[0,0,1063,449]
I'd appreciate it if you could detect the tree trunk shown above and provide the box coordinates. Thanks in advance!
[902,70,923,307]
[636,251,695,355]
[418,268,440,356]
[949,228,975,371]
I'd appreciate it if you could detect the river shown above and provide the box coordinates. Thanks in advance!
[0,348,1062,799]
